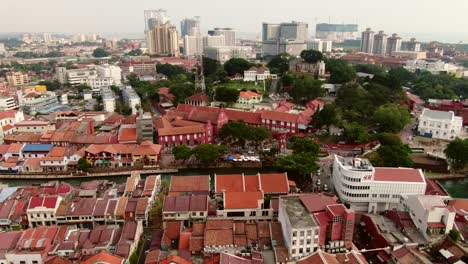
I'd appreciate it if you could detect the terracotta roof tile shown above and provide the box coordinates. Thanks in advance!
[224,192,263,209]
[169,175,210,194]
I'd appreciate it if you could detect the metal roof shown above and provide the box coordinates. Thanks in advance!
[22,144,54,152]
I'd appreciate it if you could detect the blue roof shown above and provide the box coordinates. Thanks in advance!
[22,144,54,152]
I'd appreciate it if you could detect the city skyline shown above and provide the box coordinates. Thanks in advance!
[1,0,468,43]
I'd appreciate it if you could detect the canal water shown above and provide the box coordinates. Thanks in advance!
[1,168,466,199]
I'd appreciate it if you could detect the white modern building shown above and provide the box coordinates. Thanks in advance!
[0,96,18,111]
[122,86,141,114]
[20,91,59,115]
[100,87,116,113]
[306,39,333,53]
[417,108,463,140]
[332,155,426,213]
[203,35,226,48]
[204,46,254,63]
[360,28,375,54]
[262,22,308,56]
[372,31,387,56]
[208,27,236,46]
[278,197,320,259]
[56,65,122,92]
[183,35,204,57]
[405,59,462,75]
[400,195,455,240]
[96,64,122,85]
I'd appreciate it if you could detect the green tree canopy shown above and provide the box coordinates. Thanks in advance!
[300,49,324,64]
[444,138,468,171]
[172,145,193,161]
[192,144,226,164]
[289,137,320,155]
[127,49,143,56]
[223,58,253,76]
[311,103,338,130]
[156,64,187,79]
[373,103,411,133]
[343,122,369,144]
[325,59,356,84]
[169,83,195,104]
[220,121,271,148]
[203,57,222,77]
[37,80,61,91]
[92,48,111,58]
[354,64,386,75]
[289,75,324,102]
[276,153,319,181]
[267,53,290,75]
[78,158,91,171]
[215,86,240,104]
[371,144,413,168]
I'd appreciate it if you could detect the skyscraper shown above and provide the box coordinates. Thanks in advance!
[372,31,387,56]
[208,28,236,46]
[315,23,359,42]
[181,17,201,37]
[261,22,308,56]
[360,28,375,54]
[402,38,421,52]
[144,9,169,32]
[146,21,179,56]
[183,35,204,57]
[386,33,402,56]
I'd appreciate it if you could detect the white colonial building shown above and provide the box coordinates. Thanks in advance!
[243,66,277,82]
[237,91,263,105]
[332,155,426,213]
[418,108,463,140]
[399,195,455,240]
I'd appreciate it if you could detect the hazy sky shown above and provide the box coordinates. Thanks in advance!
[2,0,468,43]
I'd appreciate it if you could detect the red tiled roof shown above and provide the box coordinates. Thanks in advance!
[159,255,192,264]
[224,192,263,209]
[0,110,17,120]
[132,142,162,156]
[158,125,206,136]
[118,127,137,142]
[169,175,210,194]
[24,157,41,168]
[215,173,289,194]
[165,221,182,240]
[205,219,233,230]
[427,222,445,228]
[260,173,289,193]
[299,194,338,213]
[81,251,124,264]
[28,196,58,209]
[373,168,425,183]
[186,93,210,102]
[239,91,262,100]
[297,250,340,264]
[45,256,73,264]
[215,174,244,193]
[260,110,308,124]
[204,229,233,247]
